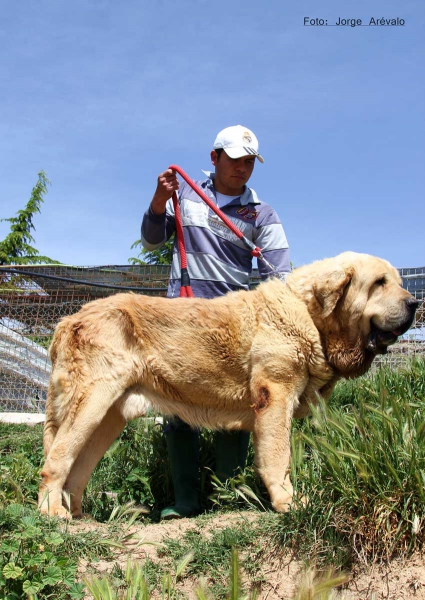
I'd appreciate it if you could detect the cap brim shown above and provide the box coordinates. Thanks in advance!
[223,147,264,163]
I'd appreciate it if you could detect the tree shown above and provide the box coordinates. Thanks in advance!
[129,234,174,265]
[0,171,59,265]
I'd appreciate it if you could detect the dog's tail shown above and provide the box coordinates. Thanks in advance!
[43,380,58,458]
[42,319,76,458]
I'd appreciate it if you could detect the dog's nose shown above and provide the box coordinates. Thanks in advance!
[406,297,421,311]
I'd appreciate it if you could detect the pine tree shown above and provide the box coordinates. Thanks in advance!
[0,171,59,265]
[129,235,174,265]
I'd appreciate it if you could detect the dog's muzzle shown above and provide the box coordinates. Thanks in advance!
[366,297,420,354]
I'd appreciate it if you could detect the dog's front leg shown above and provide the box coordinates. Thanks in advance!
[251,380,297,512]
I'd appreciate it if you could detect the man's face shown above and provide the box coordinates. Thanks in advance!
[211,150,256,195]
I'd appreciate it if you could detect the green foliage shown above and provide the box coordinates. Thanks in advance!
[84,549,262,600]
[1,360,425,597]
[0,171,59,265]
[194,547,260,599]
[208,471,267,512]
[0,423,44,506]
[84,549,346,599]
[85,558,152,599]
[271,358,425,565]
[0,503,85,599]
[0,423,117,600]
[0,500,117,600]
[83,419,170,520]
[129,235,174,266]
[292,568,349,600]
[83,418,259,522]
[0,419,258,523]
[160,522,260,598]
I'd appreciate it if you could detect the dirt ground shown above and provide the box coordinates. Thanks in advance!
[71,512,425,599]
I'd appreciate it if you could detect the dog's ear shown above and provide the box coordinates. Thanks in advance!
[313,267,354,319]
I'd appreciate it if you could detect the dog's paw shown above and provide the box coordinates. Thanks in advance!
[272,497,293,512]
[270,484,294,512]
[273,492,308,512]
[55,506,73,519]
[72,511,96,521]
[38,501,72,520]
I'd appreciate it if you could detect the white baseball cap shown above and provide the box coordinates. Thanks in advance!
[213,125,264,163]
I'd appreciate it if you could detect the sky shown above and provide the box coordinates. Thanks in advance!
[0,0,424,269]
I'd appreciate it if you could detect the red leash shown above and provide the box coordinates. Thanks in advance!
[169,165,265,298]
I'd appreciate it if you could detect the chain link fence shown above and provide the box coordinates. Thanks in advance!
[372,266,425,369]
[1,263,424,414]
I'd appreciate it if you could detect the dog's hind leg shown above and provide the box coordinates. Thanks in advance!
[64,403,126,518]
[38,384,122,519]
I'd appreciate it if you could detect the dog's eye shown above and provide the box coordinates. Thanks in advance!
[375,277,386,286]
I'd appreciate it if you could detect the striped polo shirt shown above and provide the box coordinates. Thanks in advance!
[141,172,290,298]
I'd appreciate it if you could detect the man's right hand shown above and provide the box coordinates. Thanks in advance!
[150,169,180,215]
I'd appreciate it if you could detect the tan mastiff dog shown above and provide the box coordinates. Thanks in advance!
[38,252,419,519]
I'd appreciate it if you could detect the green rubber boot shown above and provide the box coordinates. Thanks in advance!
[214,430,250,482]
[160,425,202,520]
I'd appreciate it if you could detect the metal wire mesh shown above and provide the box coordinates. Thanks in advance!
[0,264,423,413]
[0,264,170,413]
[372,266,425,369]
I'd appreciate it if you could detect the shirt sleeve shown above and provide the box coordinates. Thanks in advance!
[140,198,176,251]
[253,206,291,280]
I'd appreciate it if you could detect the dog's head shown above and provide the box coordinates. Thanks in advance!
[287,252,419,378]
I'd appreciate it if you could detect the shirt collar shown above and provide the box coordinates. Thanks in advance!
[201,170,260,206]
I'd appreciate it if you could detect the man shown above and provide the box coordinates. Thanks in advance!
[141,125,290,519]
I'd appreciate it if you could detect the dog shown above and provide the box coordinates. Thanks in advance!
[38,252,419,519]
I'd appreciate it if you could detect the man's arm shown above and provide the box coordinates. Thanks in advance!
[141,169,179,250]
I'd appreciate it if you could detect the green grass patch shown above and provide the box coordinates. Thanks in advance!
[270,358,425,566]
[158,518,261,597]
[1,358,425,597]
[0,502,115,599]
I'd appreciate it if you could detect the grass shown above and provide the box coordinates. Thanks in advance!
[83,419,261,521]
[1,358,424,598]
[158,518,261,597]
[84,549,259,600]
[0,502,115,599]
[84,548,350,600]
[269,358,425,567]
[0,422,44,506]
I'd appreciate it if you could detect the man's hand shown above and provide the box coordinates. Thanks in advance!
[150,169,180,215]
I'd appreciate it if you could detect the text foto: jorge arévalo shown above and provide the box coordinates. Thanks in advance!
[304,17,405,27]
